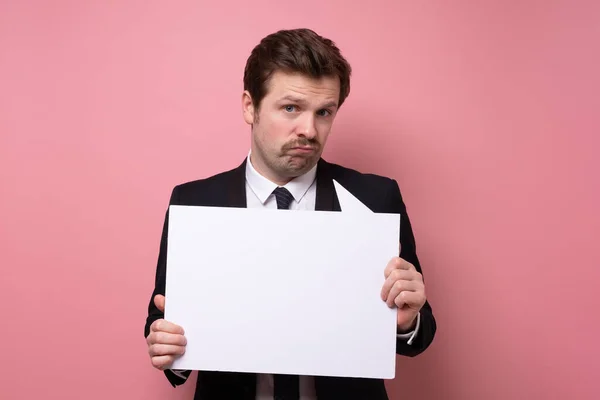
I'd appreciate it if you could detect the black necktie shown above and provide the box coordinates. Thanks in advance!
[272,187,294,210]
[271,187,300,399]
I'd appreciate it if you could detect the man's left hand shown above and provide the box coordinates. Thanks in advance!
[381,257,426,332]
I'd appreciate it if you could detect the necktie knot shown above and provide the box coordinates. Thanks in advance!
[272,187,294,210]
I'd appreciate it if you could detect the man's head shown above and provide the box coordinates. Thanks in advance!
[242,28,352,185]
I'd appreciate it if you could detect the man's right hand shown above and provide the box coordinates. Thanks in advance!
[146,294,187,370]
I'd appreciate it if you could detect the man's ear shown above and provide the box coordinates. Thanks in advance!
[242,91,256,125]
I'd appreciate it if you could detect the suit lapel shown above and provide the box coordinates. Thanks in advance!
[315,158,341,212]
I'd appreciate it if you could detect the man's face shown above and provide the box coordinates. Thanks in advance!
[242,70,341,184]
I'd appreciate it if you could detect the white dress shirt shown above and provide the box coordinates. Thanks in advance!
[172,153,421,399]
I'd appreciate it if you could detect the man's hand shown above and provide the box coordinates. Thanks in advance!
[146,294,187,370]
[381,257,426,332]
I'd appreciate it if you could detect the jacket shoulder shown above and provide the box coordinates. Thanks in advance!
[167,164,243,205]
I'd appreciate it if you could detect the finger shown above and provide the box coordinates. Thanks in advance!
[380,269,414,300]
[147,331,187,346]
[383,258,403,278]
[151,319,185,335]
[149,343,186,357]
[154,294,165,313]
[151,355,175,370]
[385,280,420,307]
[384,257,414,278]
[394,289,425,309]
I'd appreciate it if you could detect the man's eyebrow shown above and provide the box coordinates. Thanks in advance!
[278,95,338,109]
[278,95,308,104]
[321,101,339,109]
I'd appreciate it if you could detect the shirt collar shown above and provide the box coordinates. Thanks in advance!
[245,152,317,205]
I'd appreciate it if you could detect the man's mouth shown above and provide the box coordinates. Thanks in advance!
[289,146,315,153]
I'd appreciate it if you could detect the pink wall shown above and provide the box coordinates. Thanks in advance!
[1,1,598,399]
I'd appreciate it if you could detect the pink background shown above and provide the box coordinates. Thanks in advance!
[1,1,599,399]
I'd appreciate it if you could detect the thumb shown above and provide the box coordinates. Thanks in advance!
[154,294,165,313]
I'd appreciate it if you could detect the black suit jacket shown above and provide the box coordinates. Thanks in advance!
[144,158,436,400]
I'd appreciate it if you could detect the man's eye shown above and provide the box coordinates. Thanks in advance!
[284,105,296,112]
[317,109,331,117]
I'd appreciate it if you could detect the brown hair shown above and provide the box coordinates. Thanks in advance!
[243,28,352,111]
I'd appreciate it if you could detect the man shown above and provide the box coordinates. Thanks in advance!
[144,28,436,400]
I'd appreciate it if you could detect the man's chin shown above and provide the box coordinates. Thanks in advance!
[294,153,319,164]
[283,156,317,176]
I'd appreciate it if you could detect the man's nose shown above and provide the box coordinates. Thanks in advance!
[297,113,317,139]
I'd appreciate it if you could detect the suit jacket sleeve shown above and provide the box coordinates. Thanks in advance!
[144,186,189,387]
[387,179,437,357]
